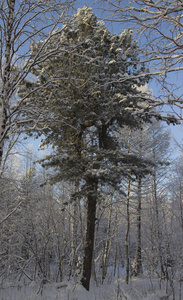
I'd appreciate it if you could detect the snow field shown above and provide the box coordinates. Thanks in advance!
[0,274,182,300]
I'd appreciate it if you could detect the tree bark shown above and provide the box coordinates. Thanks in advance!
[81,176,98,291]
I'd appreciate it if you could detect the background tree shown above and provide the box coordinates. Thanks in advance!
[116,120,171,281]
[139,121,171,281]
[168,156,183,269]
[0,0,74,173]
[97,0,183,117]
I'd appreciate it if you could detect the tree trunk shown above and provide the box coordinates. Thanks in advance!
[70,199,78,276]
[81,176,98,291]
[133,129,143,276]
[0,0,15,172]
[102,195,113,282]
[153,169,165,278]
[125,129,132,283]
[0,105,7,171]
[125,177,131,283]
[135,175,143,275]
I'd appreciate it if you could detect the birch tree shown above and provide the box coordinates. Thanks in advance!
[0,0,74,173]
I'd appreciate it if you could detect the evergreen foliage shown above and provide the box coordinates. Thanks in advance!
[19,6,154,189]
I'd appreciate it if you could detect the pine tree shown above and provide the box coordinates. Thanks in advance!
[19,6,157,290]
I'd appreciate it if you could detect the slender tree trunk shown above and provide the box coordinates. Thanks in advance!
[125,129,132,283]
[81,176,98,291]
[0,105,7,171]
[178,189,183,234]
[125,177,131,283]
[0,0,15,172]
[135,175,143,275]
[78,199,84,251]
[113,212,118,277]
[133,129,143,276]
[70,199,78,275]
[153,170,165,278]
[102,195,113,282]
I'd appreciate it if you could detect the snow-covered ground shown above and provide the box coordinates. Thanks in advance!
[0,274,182,300]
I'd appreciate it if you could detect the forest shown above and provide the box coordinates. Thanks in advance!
[0,1,183,299]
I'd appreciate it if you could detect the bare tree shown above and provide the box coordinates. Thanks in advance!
[97,0,183,115]
[0,0,74,173]
[141,121,171,280]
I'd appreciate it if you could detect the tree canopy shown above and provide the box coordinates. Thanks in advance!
[19,6,156,186]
